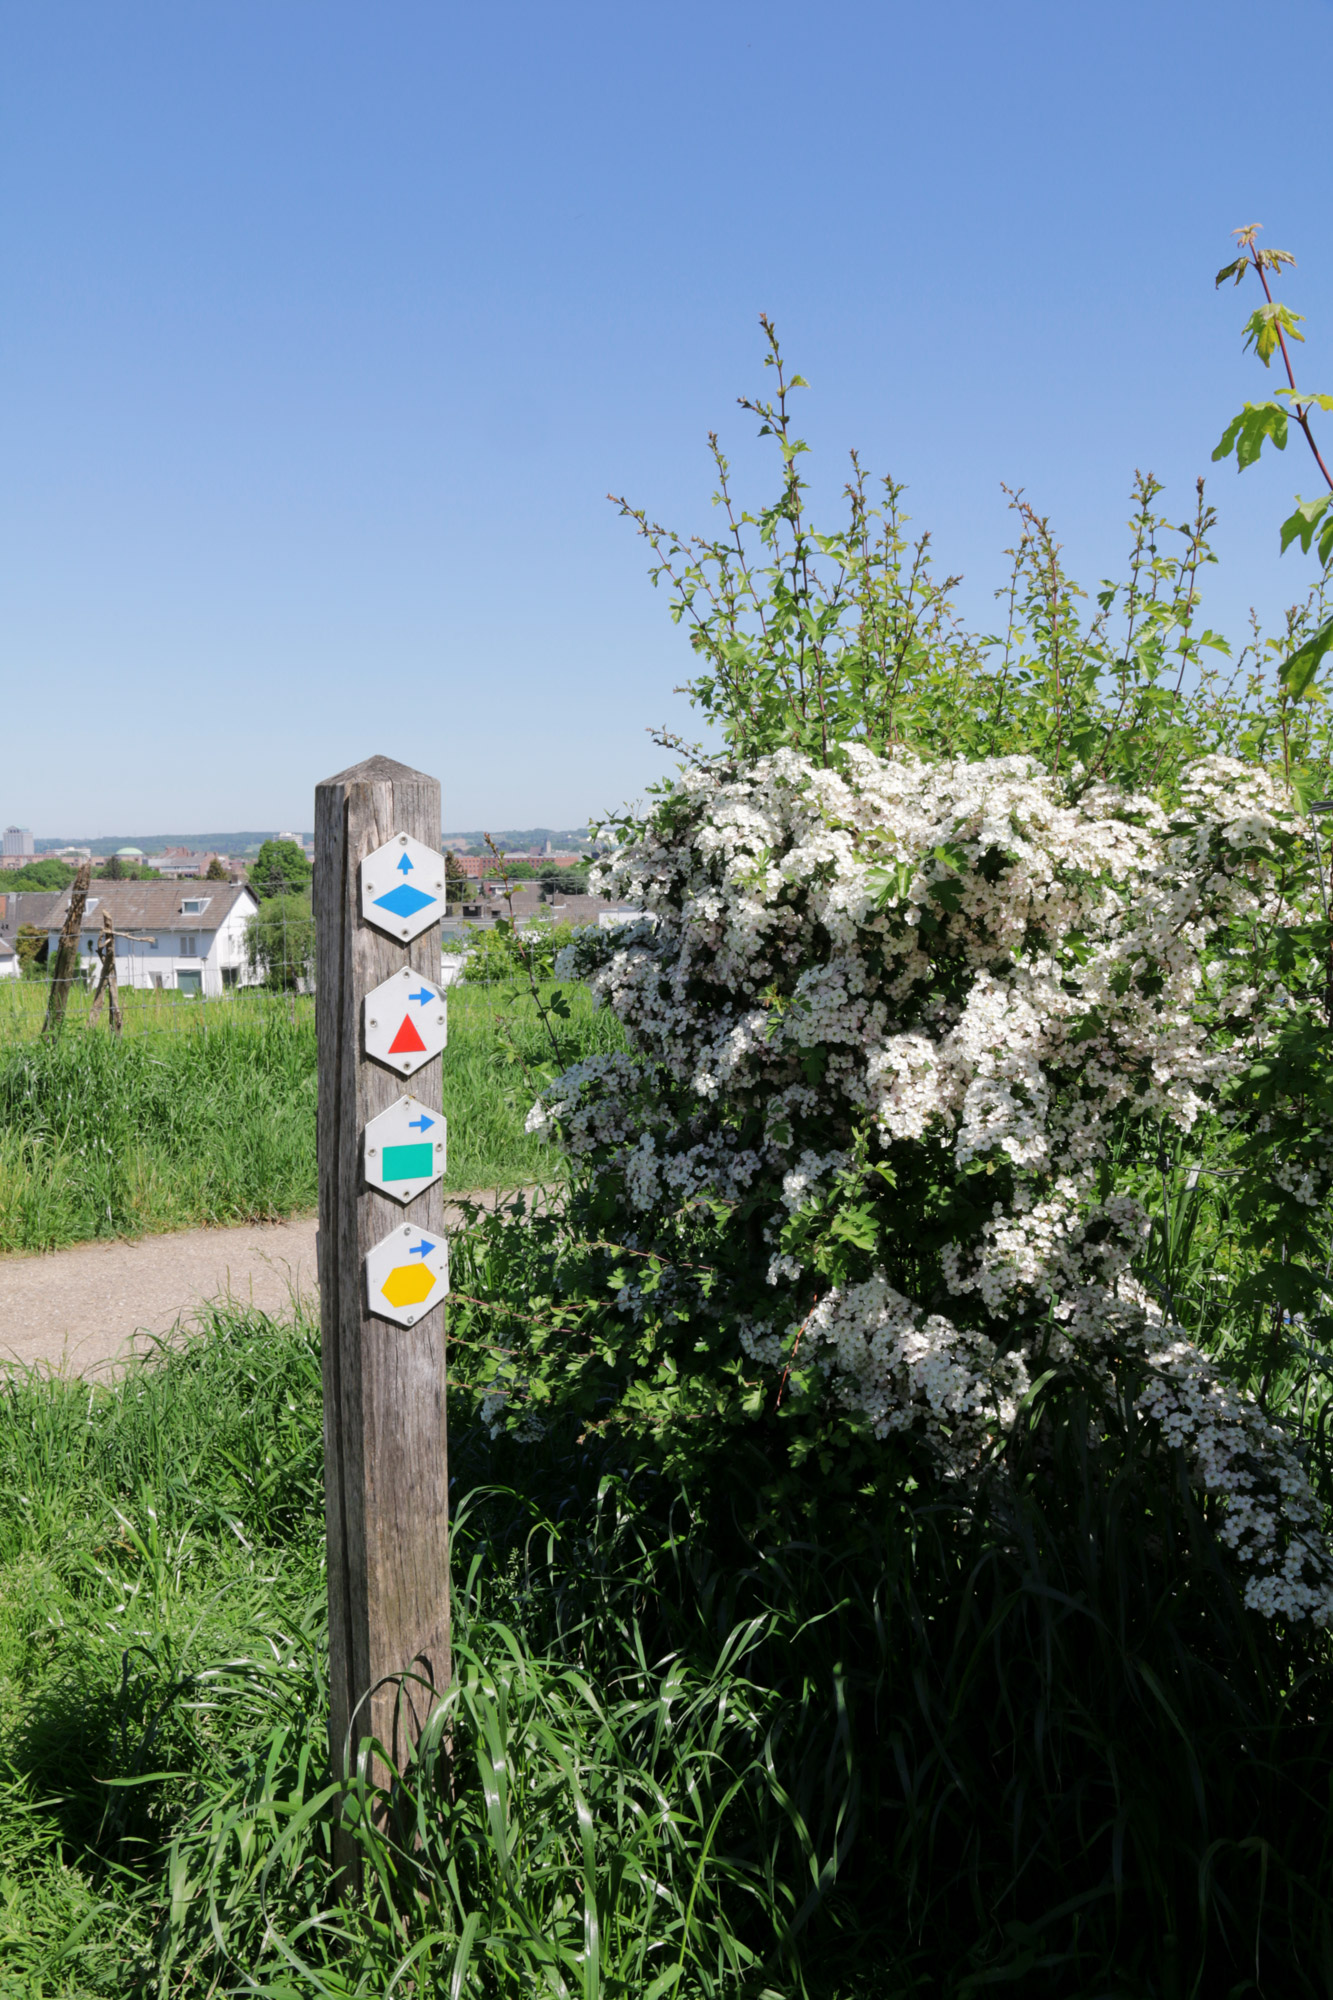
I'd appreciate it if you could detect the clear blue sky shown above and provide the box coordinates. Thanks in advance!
[5,0,1333,837]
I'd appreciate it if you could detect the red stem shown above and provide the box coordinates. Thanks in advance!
[1252,249,1333,495]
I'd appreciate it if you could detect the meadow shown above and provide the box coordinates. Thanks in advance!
[0,977,622,1253]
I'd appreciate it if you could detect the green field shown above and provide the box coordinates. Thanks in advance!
[0,980,622,1253]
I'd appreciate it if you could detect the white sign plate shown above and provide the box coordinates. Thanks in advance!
[364,1093,446,1204]
[360,832,448,943]
[363,966,448,1078]
[365,1222,450,1327]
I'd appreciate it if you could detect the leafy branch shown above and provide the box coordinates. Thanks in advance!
[1214,225,1333,584]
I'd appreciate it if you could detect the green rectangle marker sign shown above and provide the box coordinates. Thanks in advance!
[383,1142,434,1183]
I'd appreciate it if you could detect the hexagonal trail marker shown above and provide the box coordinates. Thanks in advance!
[365,1223,450,1328]
[364,966,449,1079]
[360,831,448,942]
[364,1094,446,1204]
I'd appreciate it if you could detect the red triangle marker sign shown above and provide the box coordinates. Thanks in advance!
[388,1013,427,1055]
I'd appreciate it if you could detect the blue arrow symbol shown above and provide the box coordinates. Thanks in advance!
[409,1114,435,1132]
[409,1237,432,1259]
[397,852,414,875]
[408,987,434,1006]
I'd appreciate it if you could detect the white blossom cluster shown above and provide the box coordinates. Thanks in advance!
[535,746,1333,1621]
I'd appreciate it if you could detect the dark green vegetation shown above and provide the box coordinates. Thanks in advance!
[250,839,313,900]
[0,859,77,891]
[5,1244,1333,1996]
[0,983,621,1251]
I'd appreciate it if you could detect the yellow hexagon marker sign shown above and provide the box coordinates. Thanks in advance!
[380,1262,436,1308]
[364,1223,450,1327]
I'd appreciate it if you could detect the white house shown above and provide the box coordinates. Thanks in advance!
[0,936,17,980]
[44,882,262,998]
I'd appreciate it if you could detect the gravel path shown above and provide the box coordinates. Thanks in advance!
[0,1194,515,1378]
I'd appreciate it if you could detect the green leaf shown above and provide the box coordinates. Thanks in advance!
[1215,256,1250,288]
[1280,495,1333,556]
[1212,402,1288,470]
[829,1204,879,1252]
[1242,301,1305,365]
[1278,614,1333,702]
[1275,388,1333,413]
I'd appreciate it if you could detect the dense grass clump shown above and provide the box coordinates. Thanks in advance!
[3,1267,1333,1995]
[0,980,623,1251]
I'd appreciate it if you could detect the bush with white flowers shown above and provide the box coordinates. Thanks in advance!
[528,744,1333,1623]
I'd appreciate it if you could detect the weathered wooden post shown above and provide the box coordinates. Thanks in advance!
[87,908,123,1035]
[43,859,92,1038]
[314,756,452,1839]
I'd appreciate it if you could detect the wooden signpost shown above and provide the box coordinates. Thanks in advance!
[314,756,452,1830]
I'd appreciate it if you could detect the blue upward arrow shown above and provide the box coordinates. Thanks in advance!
[408,987,434,1006]
[409,1114,435,1132]
[408,1237,432,1259]
[397,851,414,875]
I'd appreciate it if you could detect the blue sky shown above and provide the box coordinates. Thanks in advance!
[5,0,1333,836]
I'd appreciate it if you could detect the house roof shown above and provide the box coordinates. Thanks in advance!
[43,881,258,934]
[0,890,66,936]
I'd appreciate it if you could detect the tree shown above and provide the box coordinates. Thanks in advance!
[205,855,229,881]
[245,892,315,989]
[95,856,159,881]
[540,864,589,899]
[14,923,46,973]
[251,838,312,900]
[0,858,74,891]
[445,854,471,902]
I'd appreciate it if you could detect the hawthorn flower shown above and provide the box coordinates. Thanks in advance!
[528,745,1331,1621]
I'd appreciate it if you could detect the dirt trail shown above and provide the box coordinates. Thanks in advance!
[0,1193,515,1378]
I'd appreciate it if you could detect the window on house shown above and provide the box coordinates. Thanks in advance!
[180,935,197,956]
[181,898,209,916]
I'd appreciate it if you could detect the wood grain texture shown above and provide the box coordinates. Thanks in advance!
[315,756,450,1812]
[42,860,92,1038]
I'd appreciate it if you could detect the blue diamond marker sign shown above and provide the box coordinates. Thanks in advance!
[364,1092,446,1205]
[360,832,448,943]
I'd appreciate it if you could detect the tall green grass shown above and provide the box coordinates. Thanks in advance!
[4,1268,1333,1995]
[0,981,623,1252]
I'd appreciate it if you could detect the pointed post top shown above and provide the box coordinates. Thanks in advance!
[317,754,434,791]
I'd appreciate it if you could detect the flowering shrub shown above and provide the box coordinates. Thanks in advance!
[524,745,1333,1622]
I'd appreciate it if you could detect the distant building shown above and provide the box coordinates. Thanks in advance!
[43,882,261,997]
[154,849,223,880]
[2,827,35,858]
[0,936,17,979]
